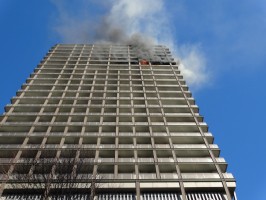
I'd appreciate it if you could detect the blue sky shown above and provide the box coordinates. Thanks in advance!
[1,1,266,199]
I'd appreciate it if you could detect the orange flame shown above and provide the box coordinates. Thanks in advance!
[140,59,149,65]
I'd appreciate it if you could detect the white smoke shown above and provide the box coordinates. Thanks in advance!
[177,45,209,88]
[107,0,164,39]
[51,0,209,89]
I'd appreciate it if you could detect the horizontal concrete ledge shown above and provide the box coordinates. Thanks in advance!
[140,182,180,189]
[184,181,236,189]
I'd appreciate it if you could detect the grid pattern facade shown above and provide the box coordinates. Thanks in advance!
[0,44,236,199]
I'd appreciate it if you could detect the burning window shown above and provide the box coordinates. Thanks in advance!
[139,59,150,66]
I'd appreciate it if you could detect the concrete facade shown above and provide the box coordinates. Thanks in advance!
[0,44,236,200]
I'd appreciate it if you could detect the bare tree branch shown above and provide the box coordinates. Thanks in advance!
[2,150,103,200]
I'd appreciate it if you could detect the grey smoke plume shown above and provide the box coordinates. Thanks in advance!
[51,0,209,89]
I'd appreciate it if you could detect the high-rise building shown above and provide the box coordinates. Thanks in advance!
[0,44,236,200]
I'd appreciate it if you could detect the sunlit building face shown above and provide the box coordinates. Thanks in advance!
[0,44,236,200]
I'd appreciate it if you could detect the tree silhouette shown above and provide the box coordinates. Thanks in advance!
[1,150,102,200]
